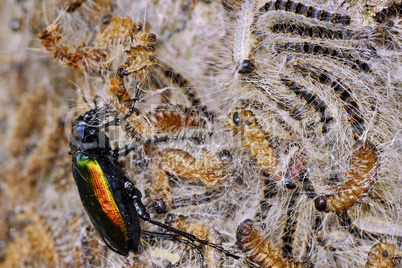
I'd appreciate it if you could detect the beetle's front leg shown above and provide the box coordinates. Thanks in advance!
[124,181,151,221]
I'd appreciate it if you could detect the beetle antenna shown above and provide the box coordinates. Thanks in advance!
[114,135,206,157]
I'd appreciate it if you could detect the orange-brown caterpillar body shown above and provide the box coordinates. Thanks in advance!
[149,148,231,213]
[236,219,305,268]
[315,141,379,214]
[365,242,402,268]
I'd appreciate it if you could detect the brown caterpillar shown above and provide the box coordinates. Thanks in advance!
[315,141,379,214]
[152,107,207,134]
[236,219,305,268]
[107,76,207,140]
[226,107,281,181]
[167,216,224,267]
[365,242,402,268]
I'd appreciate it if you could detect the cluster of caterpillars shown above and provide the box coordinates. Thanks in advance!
[39,0,402,267]
[227,0,401,267]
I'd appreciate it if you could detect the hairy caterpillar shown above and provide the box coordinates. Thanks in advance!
[38,22,108,72]
[273,42,371,73]
[281,78,333,133]
[150,148,232,213]
[259,0,351,26]
[292,62,365,140]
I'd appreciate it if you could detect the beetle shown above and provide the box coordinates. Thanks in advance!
[68,100,239,263]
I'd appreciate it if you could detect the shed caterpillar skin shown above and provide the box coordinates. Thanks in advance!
[150,148,232,213]
[365,242,402,268]
[38,22,108,72]
[315,141,379,214]
[158,148,232,186]
[226,107,281,182]
[236,219,308,268]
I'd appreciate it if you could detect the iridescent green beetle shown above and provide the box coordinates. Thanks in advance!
[68,102,239,262]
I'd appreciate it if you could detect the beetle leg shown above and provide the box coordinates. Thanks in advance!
[124,181,151,221]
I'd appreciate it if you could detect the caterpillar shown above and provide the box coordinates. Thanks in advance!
[236,219,307,268]
[268,22,363,41]
[365,242,402,268]
[233,0,257,74]
[170,186,227,210]
[38,22,108,72]
[281,192,300,258]
[281,78,333,134]
[292,62,365,140]
[149,148,232,213]
[273,42,371,73]
[315,141,379,214]
[259,0,351,26]
[158,148,232,186]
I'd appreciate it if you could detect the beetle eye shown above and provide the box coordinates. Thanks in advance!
[233,112,241,126]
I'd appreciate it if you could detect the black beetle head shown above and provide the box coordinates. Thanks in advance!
[69,110,111,154]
